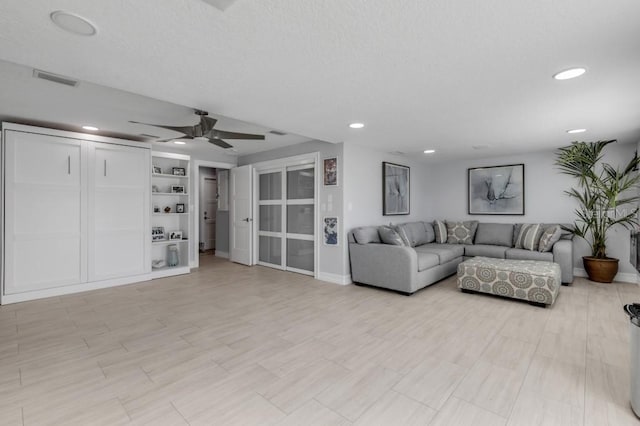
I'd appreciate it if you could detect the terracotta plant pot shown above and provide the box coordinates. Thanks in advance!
[582,256,619,283]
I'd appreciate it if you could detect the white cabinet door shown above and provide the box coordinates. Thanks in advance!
[3,130,87,294]
[88,142,150,281]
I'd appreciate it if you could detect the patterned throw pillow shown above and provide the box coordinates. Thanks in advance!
[445,221,478,245]
[433,220,447,243]
[538,225,562,252]
[515,223,545,251]
[378,226,406,246]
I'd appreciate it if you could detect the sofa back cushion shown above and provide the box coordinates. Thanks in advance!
[352,226,381,244]
[515,223,545,251]
[423,222,436,244]
[445,220,478,245]
[378,226,406,246]
[395,222,433,247]
[474,223,514,247]
[434,220,447,243]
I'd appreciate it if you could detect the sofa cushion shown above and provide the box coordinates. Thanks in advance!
[446,220,478,245]
[395,222,432,247]
[505,248,553,262]
[378,226,405,246]
[464,244,508,259]
[474,223,514,247]
[538,225,562,252]
[515,224,544,251]
[423,222,436,244]
[416,243,464,264]
[353,226,381,244]
[417,252,440,271]
[434,220,447,243]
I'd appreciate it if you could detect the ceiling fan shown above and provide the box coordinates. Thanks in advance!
[130,109,265,149]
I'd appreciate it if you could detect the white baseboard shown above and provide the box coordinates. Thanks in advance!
[573,267,639,284]
[1,273,153,305]
[215,251,229,259]
[317,272,352,285]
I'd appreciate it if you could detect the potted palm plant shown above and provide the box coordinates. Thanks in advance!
[555,140,640,283]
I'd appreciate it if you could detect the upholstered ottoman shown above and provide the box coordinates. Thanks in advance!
[457,256,561,307]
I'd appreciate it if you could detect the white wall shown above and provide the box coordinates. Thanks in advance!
[342,142,433,275]
[238,140,347,282]
[426,143,638,278]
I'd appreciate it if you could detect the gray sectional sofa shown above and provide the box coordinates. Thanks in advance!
[348,221,574,294]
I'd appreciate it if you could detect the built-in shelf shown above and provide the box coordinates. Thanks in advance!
[152,239,189,245]
[152,192,189,196]
[152,173,188,179]
[151,152,191,280]
[150,265,190,279]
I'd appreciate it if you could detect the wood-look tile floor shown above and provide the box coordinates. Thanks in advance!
[1,256,639,425]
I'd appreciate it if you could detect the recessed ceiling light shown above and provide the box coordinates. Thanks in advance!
[50,11,97,36]
[82,125,98,131]
[567,128,587,134]
[174,141,186,145]
[349,123,365,129]
[423,150,435,154]
[553,67,586,80]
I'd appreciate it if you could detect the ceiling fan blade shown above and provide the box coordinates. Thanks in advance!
[207,138,234,149]
[129,120,196,137]
[155,135,195,143]
[200,116,218,134]
[209,129,265,140]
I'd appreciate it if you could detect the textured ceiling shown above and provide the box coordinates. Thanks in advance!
[0,0,639,161]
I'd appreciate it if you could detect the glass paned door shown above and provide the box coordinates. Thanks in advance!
[257,170,284,269]
[286,165,314,274]
[257,164,315,275]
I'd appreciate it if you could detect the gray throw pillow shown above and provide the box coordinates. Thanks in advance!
[515,223,544,251]
[538,225,562,252]
[353,227,381,244]
[446,220,478,245]
[433,220,447,243]
[474,223,514,247]
[378,226,406,246]
[395,222,431,247]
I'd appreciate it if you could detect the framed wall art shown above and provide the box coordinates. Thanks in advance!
[323,217,338,246]
[383,162,410,215]
[323,157,338,186]
[468,163,524,215]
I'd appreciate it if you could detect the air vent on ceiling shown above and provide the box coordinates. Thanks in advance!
[269,130,287,136]
[201,0,238,11]
[139,133,160,139]
[390,151,406,156]
[33,69,79,87]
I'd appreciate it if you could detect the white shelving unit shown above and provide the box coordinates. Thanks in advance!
[151,152,191,279]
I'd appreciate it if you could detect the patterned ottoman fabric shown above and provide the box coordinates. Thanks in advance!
[457,256,561,306]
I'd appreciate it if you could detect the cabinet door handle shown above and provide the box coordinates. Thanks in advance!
[104,159,107,177]
[67,155,71,175]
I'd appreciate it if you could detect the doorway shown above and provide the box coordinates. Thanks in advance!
[197,166,230,261]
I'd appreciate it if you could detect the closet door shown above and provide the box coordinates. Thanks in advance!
[3,131,87,294]
[88,142,150,281]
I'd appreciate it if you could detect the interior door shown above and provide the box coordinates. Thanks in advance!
[202,177,217,251]
[230,165,253,265]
